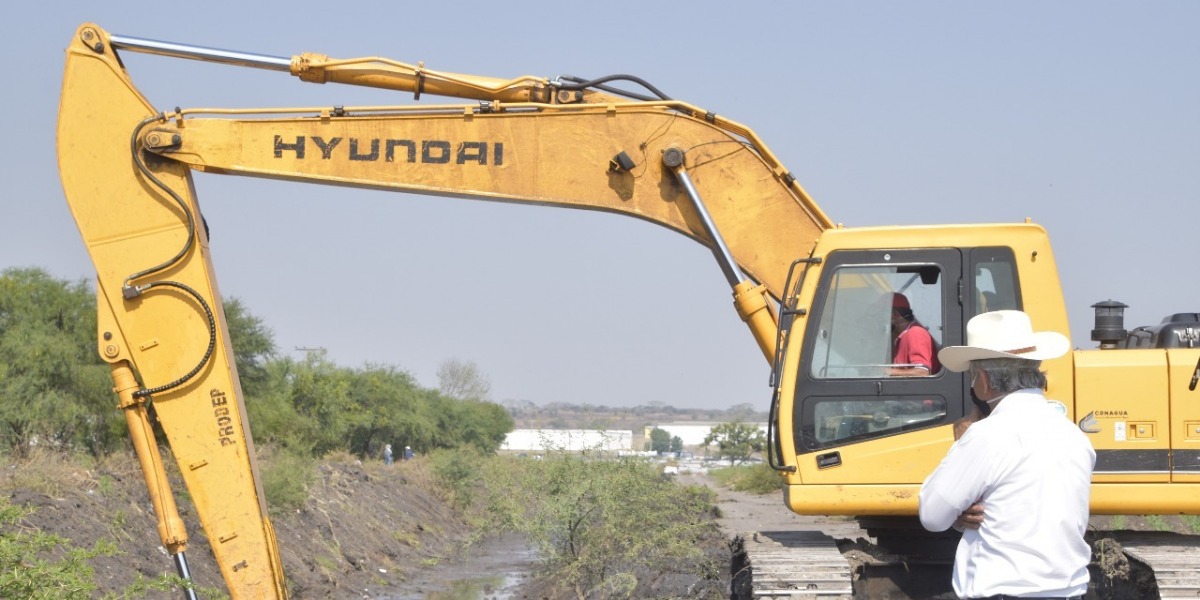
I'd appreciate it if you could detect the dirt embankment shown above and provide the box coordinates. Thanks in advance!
[2,454,502,599]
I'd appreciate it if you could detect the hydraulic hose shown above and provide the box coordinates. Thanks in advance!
[123,114,218,399]
[556,74,671,101]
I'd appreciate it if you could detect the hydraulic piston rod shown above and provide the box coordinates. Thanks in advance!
[109,33,291,71]
[662,147,778,361]
[662,147,743,288]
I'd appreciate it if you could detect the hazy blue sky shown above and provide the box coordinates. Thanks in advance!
[4,2,1196,410]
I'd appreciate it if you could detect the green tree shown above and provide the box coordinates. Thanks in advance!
[222,297,277,400]
[247,352,515,460]
[670,435,684,454]
[282,353,357,456]
[0,269,510,463]
[344,363,438,458]
[703,421,766,465]
[0,268,117,457]
[244,357,321,455]
[648,427,671,453]
[441,398,513,453]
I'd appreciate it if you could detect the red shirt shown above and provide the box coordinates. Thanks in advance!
[895,322,940,374]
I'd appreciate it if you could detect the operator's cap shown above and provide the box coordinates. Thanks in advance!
[938,310,1070,372]
[892,293,911,310]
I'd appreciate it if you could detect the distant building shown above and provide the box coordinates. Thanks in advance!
[502,429,633,452]
[647,422,768,448]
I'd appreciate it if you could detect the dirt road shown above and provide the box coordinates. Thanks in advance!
[681,473,868,542]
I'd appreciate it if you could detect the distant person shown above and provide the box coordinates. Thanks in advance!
[403,445,414,461]
[383,444,393,466]
[919,310,1094,599]
[889,292,940,376]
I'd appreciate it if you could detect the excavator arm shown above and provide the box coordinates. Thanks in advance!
[58,24,830,599]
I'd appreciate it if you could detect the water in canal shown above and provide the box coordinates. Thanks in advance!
[382,534,537,600]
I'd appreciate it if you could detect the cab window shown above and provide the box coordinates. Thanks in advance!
[972,252,1020,316]
[805,394,949,448]
[809,264,944,379]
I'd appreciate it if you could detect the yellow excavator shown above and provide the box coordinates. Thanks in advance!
[58,23,1200,599]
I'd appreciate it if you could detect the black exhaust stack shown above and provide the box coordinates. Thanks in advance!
[1091,300,1128,349]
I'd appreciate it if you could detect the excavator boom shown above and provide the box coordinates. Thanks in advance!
[58,23,832,598]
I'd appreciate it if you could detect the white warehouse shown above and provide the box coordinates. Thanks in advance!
[647,422,768,447]
[501,429,633,452]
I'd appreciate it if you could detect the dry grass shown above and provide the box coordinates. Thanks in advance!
[0,448,113,497]
[324,449,438,486]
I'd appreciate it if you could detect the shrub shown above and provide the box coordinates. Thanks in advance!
[0,496,109,599]
[429,447,484,509]
[479,452,724,598]
[259,448,315,512]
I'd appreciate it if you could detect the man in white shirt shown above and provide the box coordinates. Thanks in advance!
[919,310,1095,599]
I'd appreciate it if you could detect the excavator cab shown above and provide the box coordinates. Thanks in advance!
[772,237,1042,499]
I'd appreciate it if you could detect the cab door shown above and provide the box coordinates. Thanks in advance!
[791,248,964,483]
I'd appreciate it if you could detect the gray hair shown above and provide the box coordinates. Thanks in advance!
[969,357,1047,394]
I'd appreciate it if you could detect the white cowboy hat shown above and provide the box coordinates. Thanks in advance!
[938,310,1070,372]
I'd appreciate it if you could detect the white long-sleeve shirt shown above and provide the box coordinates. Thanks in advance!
[919,390,1096,599]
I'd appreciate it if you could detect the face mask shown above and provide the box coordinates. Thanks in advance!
[970,386,993,417]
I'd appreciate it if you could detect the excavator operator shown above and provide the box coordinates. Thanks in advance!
[889,292,941,376]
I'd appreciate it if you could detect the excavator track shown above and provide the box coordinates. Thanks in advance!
[730,527,1200,599]
[731,530,853,599]
[1111,532,1200,599]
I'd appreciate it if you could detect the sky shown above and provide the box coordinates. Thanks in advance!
[4,2,1197,411]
